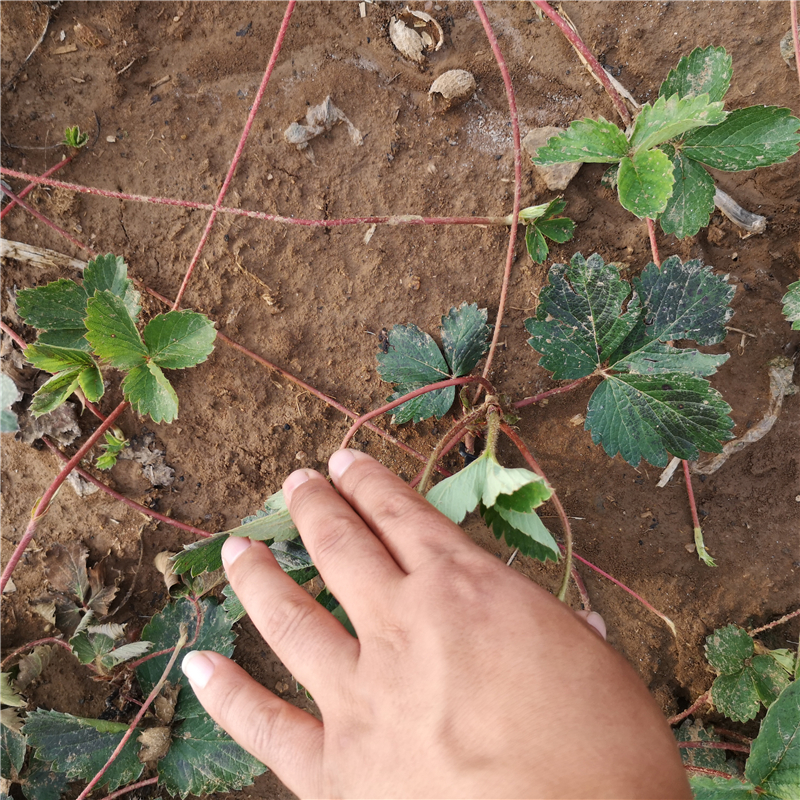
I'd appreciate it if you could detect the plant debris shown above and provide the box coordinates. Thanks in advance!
[389,8,443,64]
[117,431,175,487]
[16,401,80,447]
[283,96,363,163]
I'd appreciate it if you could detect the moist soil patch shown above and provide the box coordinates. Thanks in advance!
[2,3,799,798]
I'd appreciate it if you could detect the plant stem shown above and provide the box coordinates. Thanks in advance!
[417,405,488,496]
[340,376,494,450]
[531,1,632,126]
[0,168,514,229]
[646,218,661,266]
[683,459,715,567]
[126,596,203,671]
[748,607,800,637]
[513,376,592,409]
[678,741,750,754]
[0,155,73,220]
[100,777,159,800]
[473,1,522,403]
[0,401,128,593]
[667,690,711,726]
[0,637,71,670]
[570,565,591,611]
[172,0,296,310]
[41,436,213,538]
[499,423,572,602]
[75,626,188,800]
[683,765,740,781]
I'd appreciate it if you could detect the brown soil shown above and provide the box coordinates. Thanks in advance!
[2,2,799,798]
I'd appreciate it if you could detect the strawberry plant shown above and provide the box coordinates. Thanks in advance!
[533,46,800,237]
[61,126,89,150]
[783,282,800,330]
[519,198,576,264]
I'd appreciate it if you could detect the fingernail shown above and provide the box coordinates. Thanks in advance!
[282,469,311,504]
[182,650,215,689]
[221,536,251,569]
[328,448,362,481]
[586,611,607,641]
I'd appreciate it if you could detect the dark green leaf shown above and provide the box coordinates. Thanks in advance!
[121,362,179,423]
[630,94,726,152]
[25,343,104,410]
[77,363,104,401]
[386,384,455,425]
[525,226,549,264]
[688,775,758,800]
[83,254,141,321]
[158,710,266,799]
[16,280,87,334]
[37,328,91,351]
[480,503,559,563]
[1,722,25,779]
[782,281,800,331]
[659,46,733,103]
[222,584,246,624]
[675,719,728,772]
[29,369,82,417]
[525,253,641,379]
[25,343,95,373]
[440,303,491,377]
[618,148,675,219]
[172,535,227,578]
[659,152,716,238]
[536,216,576,244]
[143,311,216,369]
[69,630,101,665]
[613,341,728,377]
[531,117,629,165]
[585,373,733,467]
[745,679,800,798]
[137,598,234,699]
[706,624,755,673]
[683,106,800,171]
[269,539,318,585]
[85,292,147,370]
[21,760,71,800]
[23,710,143,791]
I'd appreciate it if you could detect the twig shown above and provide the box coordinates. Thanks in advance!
[667,690,711,726]
[683,459,715,567]
[499,423,572,602]
[0,156,74,221]
[571,564,591,611]
[340,376,494,450]
[75,626,188,800]
[748,608,800,637]
[172,0,296,310]
[513,376,592,409]
[0,637,71,670]
[101,777,159,800]
[473,1,522,402]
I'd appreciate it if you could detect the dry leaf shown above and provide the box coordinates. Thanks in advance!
[31,601,56,625]
[1,707,24,734]
[389,8,443,63]
[15,645,53,691]
[87,561,119,616]
[154,551,180,592]
[153,681,181,725]
[137,726,172,763]
[16,401,80,446]
[46,542,90,600]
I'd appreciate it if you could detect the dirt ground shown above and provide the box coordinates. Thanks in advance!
[2,2,799,798]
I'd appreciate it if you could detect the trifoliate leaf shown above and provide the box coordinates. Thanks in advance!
[532,117,629,165]
[20,760,70,800]
[630,94,726,153]
[0,374,20,433]
[683,106,800,171]
[522,199,576,265]
[85,291,147,370]
[440,303,491,377]
[23,710,143,791]
[782,281,800,330]
[706,625,793,722]
[659,151,716,238]
[16,279,88,346]
[688,775,758,800]
[586,373,733,467]
[745,679,800,798]
[83,254,141,321]
[122,362,179,423]
[618,148,676,219]
[480,503,559,562]
[525,253,642,379]
[1,719,25,778]
[659,46,733,103]
[143,310,216,369]
[158,709,266,799]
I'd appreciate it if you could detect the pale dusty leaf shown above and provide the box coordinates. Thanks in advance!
[137,726,171,763]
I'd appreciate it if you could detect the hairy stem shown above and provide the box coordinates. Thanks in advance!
[682,765,739,781]
[0,401,128,593]
[100,777,159,800]
[647,218,661,266]
[683,459,715,567]
[340,376,494,450]
[571,565,591,611]
[499,423,572,602]
[513,376,592,409]
[667,690,711,726]
[679,741,750,754]
[75,627,188,800]
[0,637,72,670]
[0,154,74,220]
[748,607,800,637]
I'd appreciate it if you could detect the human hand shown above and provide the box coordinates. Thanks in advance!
[182,450,690,799]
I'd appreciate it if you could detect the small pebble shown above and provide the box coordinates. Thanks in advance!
[295,450,307,460]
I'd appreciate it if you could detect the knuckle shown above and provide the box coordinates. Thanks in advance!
[307,512,359,567]
[263,591,318,650]
[246,695,293,757]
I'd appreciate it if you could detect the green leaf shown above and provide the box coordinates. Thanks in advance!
[659,151,716,238]
[16,280,87,336]
[0,674,24,708]
[618,148,675,219]
[21,760,71,800]
[531,117,629,165]
[29,369,82,417]
[83,254,141,321]
[782,282,800,331]
[98,641,153,671]
[523,199,575,265]
[1,720,25,779]
[0,374,20,433]
[269,539,318,585]
[143,310,216,369]
[440,303,491,377]
[159,710,266,799]
[537,216,576,244]
[525,253,641,379]
[706,625,792,722]
[222,584,246,624]
[24,343,95,373]
[631,93,726,152]
[425,456,488,524]
[482,460,550,507]
[659,46,733,103]
[586,373,733,467]
[85,291,147,370]
[228,490,299,544]
[23,710,143,791]
[683,106,800,171]
[613,341,728,377]
[172,535,227,578]
[745,679,800,799]
[25,343,104,410]
[525,225,549,264]
[675,719,728,772]
[480,503,559,562]
[688,775,758,800]
[122,362,179,423]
